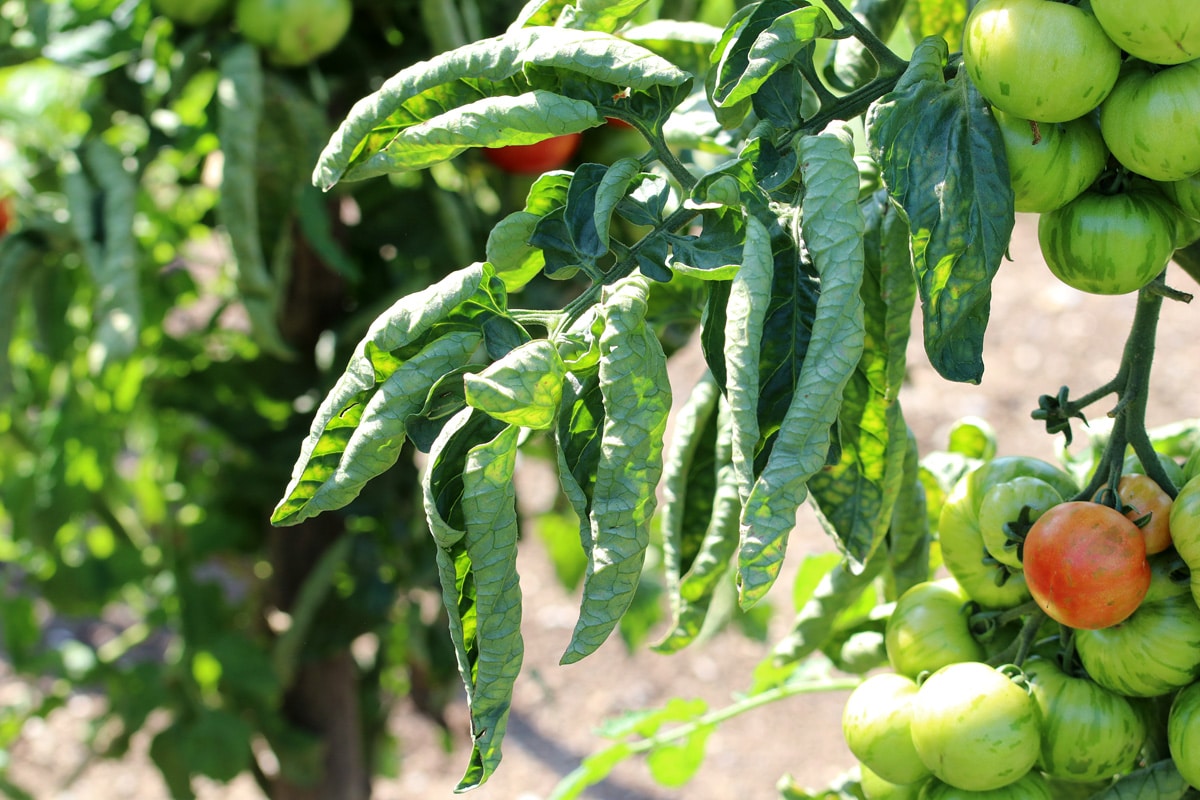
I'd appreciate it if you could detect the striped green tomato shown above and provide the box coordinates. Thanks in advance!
[992,109,1108,214]
[884,580,985,679]
[1090,0,1200,65]
[1168,682,1200,788]
[1075,593,1200,697]
[909,662,1041,792]
[1100,59,1200,182]
[1037,190,1177,295]
[1170,474,1200,608]
[1022,656,1145,782]
[916,770,1053,799]
[963,0,1121,123]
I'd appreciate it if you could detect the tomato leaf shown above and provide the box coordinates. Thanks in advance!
[807,185,915,567]
[885,429,932,599]
[623,20,724,77]
[314,27,689,187]
[822,0,908,92]
[737,131,866,608]
[562,276,671,664]
[423,413,524,791]
[272,264,514,526]
[866,37,1014,384]
[464,339,567,430]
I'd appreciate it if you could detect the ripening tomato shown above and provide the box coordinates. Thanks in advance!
[909,662,1041,792]
[1022,501,1150,629]
[1100,59,1200,182]
[483,134,583,174]
[1037,189,1177,295]
[1169,682,1200,788]
[1115,473,1174,554]
[992,109,1108,214]
[842,673,931,786]
[0,195,12,237]
[963,0,1121,123]
[1090,0,1200,64]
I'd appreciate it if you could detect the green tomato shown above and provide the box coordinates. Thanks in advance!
[1100,59,1200,182]
[860,764,925,800]
[1037,189,1177,295]
[1161,173,1200,219]
[938,457,1077,609]
[1022,656,1145,782]
[843,673,932,786]
[153,0,230,25]
[1169,475,1200,607]
[235,0,353,67]
[963,0,1121,123]
[916,771,1053,799]
[909,662,1041,792]
[1168,682,1200,788]
[884,580,986,679]
[1090,0,1200,65]
[1075,593,1200,697]
[976,476,1063,570]
[992,109,1107,213]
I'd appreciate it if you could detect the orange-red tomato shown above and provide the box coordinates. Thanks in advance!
[1023,501,1150,629]
[482,133,582,174]
[1117,473,1174,555]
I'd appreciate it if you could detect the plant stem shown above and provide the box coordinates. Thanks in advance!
[822,0,910,77]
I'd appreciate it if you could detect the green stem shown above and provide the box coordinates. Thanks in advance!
[642,127,697,192]
[801,72,903,135]
[822,0,910,77]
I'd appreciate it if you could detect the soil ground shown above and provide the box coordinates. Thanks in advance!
[5,213,1200,799]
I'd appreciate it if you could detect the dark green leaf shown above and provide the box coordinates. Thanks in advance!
[822,0,908,92]
[866,37,1014,383]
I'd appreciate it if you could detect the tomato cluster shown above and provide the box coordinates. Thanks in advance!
[963,0,1200,295]
[843,448,1200,797]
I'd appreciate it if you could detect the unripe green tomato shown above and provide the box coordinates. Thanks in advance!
[963,0,1121,123]
[1161,173,1200,220]
[909,662,1041,792]
[1100,59,1200,182]
[992,109,1107,213]
[1037,189,1177,295]
[976,476,1063,570]
[916,770,1053,799]
[1168,681,1200,787]
[860,763,924,800]
[153,0,230,25]
[884,579,985,679]
[842,673,931,786]
[235,0,353,67]
[1090,0,1200,65]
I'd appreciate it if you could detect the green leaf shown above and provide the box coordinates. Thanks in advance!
[711,2,834,110]
[423,413,524,791]
[314,27,689,187]
[562,276,671,664]
[737,131,866,608]
[216,42,291,359]
[0,235,40,397]
[884,428,931,599]
[558,0,651,33]
[272,264,509,526]
[866,37,1014,384]
[464,339,567,430]
[654,373,742,653]
[555,369,606,529]
[646,723,713,788]
[622,20,724,77]
[806,185,915,566]
[771,552,884,665]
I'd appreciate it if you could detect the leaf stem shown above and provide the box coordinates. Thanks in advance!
[822,0,910,77]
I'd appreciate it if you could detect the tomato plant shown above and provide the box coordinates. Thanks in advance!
[908,662,1041,791]
[1022,501,1150,629]
[962,0,1121,123]
[11,0,1200,797]
[1169,682,1200,788]
[482,133,584,174]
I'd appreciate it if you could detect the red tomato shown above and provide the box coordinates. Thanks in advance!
[1023,501,1150,629]
[482,133,582,174]
[0,195,12,236]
